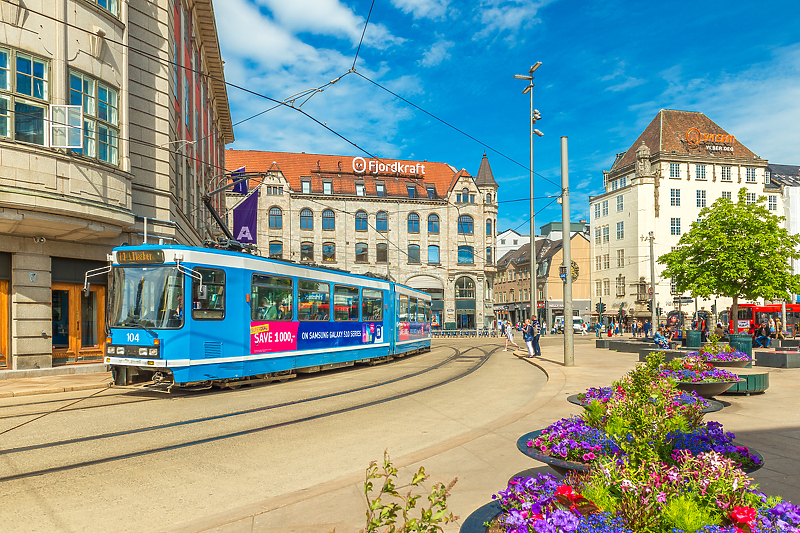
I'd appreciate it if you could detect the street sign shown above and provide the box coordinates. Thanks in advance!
[648,286,653,296]
[673,297,693,304]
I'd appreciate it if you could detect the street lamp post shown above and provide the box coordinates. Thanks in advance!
[514,62,542,323]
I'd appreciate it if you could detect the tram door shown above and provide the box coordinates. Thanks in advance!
[51,283,106,365]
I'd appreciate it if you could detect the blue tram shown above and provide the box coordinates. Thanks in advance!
[100,244,431,387]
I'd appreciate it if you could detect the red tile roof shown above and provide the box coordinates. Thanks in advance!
[611,110,758,172]
[225,149,480,199]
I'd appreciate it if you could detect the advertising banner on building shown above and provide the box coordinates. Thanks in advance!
[231,166,247,194]
[233,190,258,244]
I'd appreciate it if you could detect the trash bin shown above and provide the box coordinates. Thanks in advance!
[686,330,702,349]
[729,333,753,359]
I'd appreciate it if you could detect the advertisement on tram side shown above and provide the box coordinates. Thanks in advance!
[397,322,429,342]
[250,321,384,354]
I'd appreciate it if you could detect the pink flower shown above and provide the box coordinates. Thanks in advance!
[582,452,596,461]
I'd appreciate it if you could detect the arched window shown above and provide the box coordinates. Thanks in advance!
[455,276,475,299]
[323,242,336,262]
[269,240,283,259]
[486,218,492,236]
[462,187,468,197]
[408,244,420,264]
[427,213,439,234]
[300,208,313,230]
[458,245,474,264]
[458,214,473,234]
[268,207,282,229]
[355,210,368,231]
[486,193,492,204]
[407,212,420,233]
[322,209,335,230]
[376,211,388,232]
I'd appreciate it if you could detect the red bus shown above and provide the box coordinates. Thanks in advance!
[721,303,800,336]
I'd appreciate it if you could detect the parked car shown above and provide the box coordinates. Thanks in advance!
[554,316,586,333]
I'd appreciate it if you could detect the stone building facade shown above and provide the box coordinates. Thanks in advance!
[0,1,233,370]
[590,110,784,325]
[493,231,591,327]
[224,150,499,330]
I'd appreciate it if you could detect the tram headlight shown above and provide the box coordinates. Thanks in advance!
[139,347,148,356]
[116,346,125,355]
[107,346,115,354]
[148,348,159,356]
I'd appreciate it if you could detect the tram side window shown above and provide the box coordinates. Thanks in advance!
[334,285,359,321]
[251,274,293,321]
[409,297,418,322]
[362,289,383,322]
[418,300,427,322]
[399,295,408,322]
[298,280,330,321]
[192,268,225,320]
[424,301,431,323]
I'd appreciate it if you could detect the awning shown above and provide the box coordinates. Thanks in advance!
[406,275,444,291]
[601,311,619,316]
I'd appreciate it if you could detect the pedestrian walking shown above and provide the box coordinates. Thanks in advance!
[532,318,542,357]
[504,320,520,351]
[523,318,535,357]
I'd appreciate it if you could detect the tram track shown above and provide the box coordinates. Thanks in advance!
[0,344,498,483]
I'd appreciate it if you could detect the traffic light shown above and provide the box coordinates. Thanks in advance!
[711,303,717,315]
[596,303,602,313]
[646,301,652,312]
[600,303,607,313]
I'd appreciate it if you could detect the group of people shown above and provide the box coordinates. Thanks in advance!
[752,318,786,348]
[499,319,542,358]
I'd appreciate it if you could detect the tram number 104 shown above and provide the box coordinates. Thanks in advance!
[126,332,141,342]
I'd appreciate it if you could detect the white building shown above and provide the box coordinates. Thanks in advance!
[590,109,785,324]
[767,164,800,303]
[496,229,530,260]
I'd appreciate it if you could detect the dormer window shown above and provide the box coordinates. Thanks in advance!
[407,185,416,198]
[426,184,436,199]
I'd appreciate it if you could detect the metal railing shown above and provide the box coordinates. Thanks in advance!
[431,329,500,338]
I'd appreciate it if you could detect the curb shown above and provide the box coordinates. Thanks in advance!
[0,380,112,398]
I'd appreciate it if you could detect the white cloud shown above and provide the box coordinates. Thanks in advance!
[606,77,646,92]
[473,0,554,40]
[419,38,454,67]
[657,44,800,163]
[391,0,450,19]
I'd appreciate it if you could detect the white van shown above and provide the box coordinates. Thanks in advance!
[554,316,586,333]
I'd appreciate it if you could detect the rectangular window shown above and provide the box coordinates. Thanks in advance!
[355,243,368,263]
[671,279,678,294]
[407,185,416,198]
[721,166,732,181]
[721,191,732,200]
[594,203,600,219]
[14,100,46,145]
[376,243,388,263]
[616,249,624,268]
[428,245,440,264]
[670,163,680,178]
[0,48,9,91]
[603,254,610,269]
[0,95,9,137]
[362,289,383,322]
[298,280,330,321]
[620,177,627,187]
[616,276,626,297]
[97,0,119,17]
[458,245,474,264]
[602,226,609,243]
[596,256,602,270]
[333,285,359,321]
[746,168,756,183]
[696,164,706,180]
[269,241,283,259]
[596,280,602,297]
[302,180,311,194]
[399,295,408,322]
[470,194,475,203]
[602,200,608,216]
[670,188,681,207]
[323,242,336,262]
[594,228,601,245]
[408,244,420,264]
[616,222,624,239]
[323,182,332,195]
[251,274,293,321]
[183,73,190,128]
[98,123,118,164]
[355,183,365,196]
[768,195,777,211]
[300,242,314,262]
[376,183,385,197]
[616,195,623,212]
[192,268,225,320]
[426,185,436,199]
[746,192,756,205]
[455,194,461,203]
[16,53,48,100]
[696,190,706,208]
[611,180,618,191]
[486,247,492,265]
[603,279,610,296]
[765,171,771,185]
[670,218,681,235]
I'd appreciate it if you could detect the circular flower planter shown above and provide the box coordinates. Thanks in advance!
[707,359,752,368]
[459,500,501,533]
[675,380,742,397]
[566,393,724,414]
[517,429,764,475]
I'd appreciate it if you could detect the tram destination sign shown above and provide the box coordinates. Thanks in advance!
[117,249,165,265]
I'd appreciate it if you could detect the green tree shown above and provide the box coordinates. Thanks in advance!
[658,188,800,329]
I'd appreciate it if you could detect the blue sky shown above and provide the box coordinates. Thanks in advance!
[216,0,800,234]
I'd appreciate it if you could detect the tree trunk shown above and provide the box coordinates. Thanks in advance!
[730,295,738,334]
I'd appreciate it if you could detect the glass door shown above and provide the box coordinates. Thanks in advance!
[0,280,7,367]
[51,283,106,365]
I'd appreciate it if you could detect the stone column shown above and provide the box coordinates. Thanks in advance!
[11,253,52,370]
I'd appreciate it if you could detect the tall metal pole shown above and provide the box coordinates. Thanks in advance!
[529,77,537,323]
[561,136,574,366]
[649,231,657,330]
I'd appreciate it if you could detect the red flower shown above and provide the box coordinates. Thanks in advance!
[730,506,757,525]
[555,485,578,501]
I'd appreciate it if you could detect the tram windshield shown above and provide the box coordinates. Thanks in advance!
[109,266,184,329]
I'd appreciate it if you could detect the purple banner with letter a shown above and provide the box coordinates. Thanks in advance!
[231,166,247,194]
[233,190,258,244]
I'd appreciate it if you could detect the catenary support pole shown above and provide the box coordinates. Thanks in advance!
[650,231,657,329]
[529,77,537,324]
[561,136,574,366]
